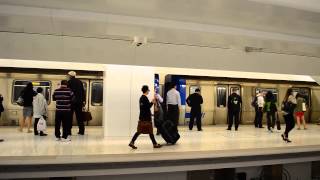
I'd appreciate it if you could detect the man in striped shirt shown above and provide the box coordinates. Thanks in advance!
[53,80,74,141]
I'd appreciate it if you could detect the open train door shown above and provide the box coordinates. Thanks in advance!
[292,87,311,123]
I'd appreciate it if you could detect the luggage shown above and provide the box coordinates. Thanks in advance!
[276,112,281,130]
[159,120,180,144]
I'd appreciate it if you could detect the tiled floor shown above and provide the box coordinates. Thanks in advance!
[0,125,319,158]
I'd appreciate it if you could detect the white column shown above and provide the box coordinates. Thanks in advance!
[103,65,154,137]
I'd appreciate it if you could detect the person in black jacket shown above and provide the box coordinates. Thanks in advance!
[129,85,162,149]
[19,82,37,133]
[186,88,203,131]
[227,89,242,131]
[67,71,86,135]
[0,94,4,118]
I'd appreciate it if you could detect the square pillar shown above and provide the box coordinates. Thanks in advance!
[103,65,154,137]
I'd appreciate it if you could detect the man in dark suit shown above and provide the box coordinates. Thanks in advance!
[67,71,86,135]
[186,88,203,131]
[227,89,242,131]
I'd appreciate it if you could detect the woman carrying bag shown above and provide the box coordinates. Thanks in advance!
[281,88,297,143]
[33,87,48,136]
[129,85,162,149]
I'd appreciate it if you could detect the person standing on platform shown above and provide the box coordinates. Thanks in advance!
[33,87,48,136]
[227,89,242,131]
[19,82,37,133]
[67,71,86,135]
[53,80,73,142]
[186,88,203,131]
[166,83,181,132]
[0,94,4,142]
[281,88,297,143]
[251,95,258,128]
[295,93,307,130]
[129,85,162,149]
[154,89,164,135]
[256,92,265,128]
[264,91,277,133]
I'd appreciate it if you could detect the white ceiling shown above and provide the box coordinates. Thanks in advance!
[0,0,319,57]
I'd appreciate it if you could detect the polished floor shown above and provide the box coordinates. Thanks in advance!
[0,124,320,159]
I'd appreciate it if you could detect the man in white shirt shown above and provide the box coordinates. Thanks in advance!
[256,92,265,128]
[166,83,181,131]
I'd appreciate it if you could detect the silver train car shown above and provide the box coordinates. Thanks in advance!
[0,68,103,126]
[160,75,320,126]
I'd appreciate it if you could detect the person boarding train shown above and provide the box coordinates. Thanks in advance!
[186,88,203,131]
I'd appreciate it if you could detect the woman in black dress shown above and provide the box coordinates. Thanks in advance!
[129,85,162,149]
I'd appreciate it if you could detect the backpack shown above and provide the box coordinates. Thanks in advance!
[251,96,257,107]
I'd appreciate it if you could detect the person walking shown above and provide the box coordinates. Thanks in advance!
[281,88,297,143]
[264,91,277,133]
[295,93,307,130]
[227,89,242,131]
[129,85,162,149]
[256,92,265,128]
[166,83,181,132]
[19,82,37,133]
[186,88,203,131]
[53,80,73,141]
[67,71,86,135]
[33,87,48,136]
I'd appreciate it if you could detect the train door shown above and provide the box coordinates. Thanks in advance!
[292,87,311,122]
[214,85,228,124]
[89,80,103,126]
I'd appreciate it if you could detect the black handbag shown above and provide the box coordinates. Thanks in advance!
[83,111,92,122]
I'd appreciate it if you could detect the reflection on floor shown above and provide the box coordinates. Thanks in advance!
[0,125,319,157]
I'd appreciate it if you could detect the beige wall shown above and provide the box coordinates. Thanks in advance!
[0,32,319,76]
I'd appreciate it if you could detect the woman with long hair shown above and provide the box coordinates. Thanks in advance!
[19,82,37,133]
[281,88,297,143]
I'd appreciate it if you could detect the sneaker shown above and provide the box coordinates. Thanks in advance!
[297,127,301,130]
[56,137,61,141]
[0,139,4,142]
[62,138,71,142]
[226,128,231,131]
[18,128,23,132]
[40,133,48,136]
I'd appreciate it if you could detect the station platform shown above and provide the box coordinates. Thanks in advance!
[1,125,320,179]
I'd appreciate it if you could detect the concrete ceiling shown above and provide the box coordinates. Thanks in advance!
[0,0,319,57]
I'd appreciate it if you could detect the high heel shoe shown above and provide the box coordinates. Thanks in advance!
[281,134,286,142]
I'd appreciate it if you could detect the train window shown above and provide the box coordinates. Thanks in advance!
[255,88,278,102]
[292,88,310,106]
[83,82,87,105]
[217,86,227,107]
[12,80,51,104]
[190,86,200,94]
[91,82,103,106]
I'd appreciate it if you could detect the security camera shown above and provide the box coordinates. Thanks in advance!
[133,36,147,47]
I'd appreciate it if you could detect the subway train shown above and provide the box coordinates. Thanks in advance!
[160,75,320,126]
[0,68,320,127]
[0,68,103,126]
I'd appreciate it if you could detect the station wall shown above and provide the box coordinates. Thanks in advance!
[0,32,319,76]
